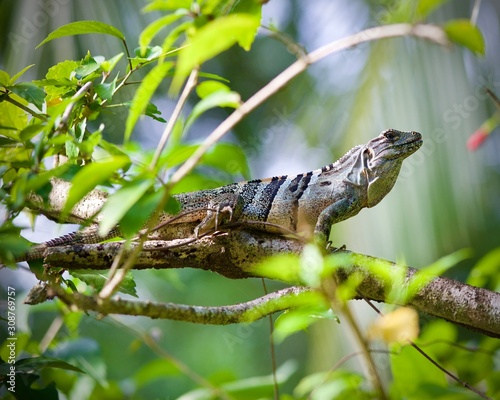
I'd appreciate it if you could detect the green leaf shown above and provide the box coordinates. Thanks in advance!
[444,19,485,55]
[99,179,153,236]
[161,20,192,53]
[0,99,28,131]
[201,143,250,179]
[0,136,18,145]
[98,138,129,159]
[133,45,163,60]
[100,53,124,74]
[295,370,364,399]
[391,345,446,397]
[130,46,166,70]
[467,247,500,291]
[94,76,117,102]
[198,72,230,83]
[11,357,84,374]
[36,60,79,100]
[274,307,338,343]
[65,138,79,158]
[10,64,35,84]
[143,0,191,12]
[171,13,260,93]
[0,70,10,86]
[46,60,79,82]
[0,224,31,265]
[63,156,131,218]
[8,82,46,110]
[144,102,167,123]
[169,172,227,194]
[70,270,138,297]
[299,243,326,287]
[161,143,198,169]
[134,359,180,389]
[196,80,231,98]
[20,123,45,142]
[119,189,163,238]
[184,90,240,132]
[124,62,172,141]
[25,164,70,194]
[180,360,297,399]
[201,0,237,16]
[405,248,472,302]
[139,10,189,52]
[37,21,125,48]
[164,192,182,215]
[416,0,449,20]
[74,54,101,80]
[253,253,302,283]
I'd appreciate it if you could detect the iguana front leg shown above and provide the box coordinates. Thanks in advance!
[193,193,244,238]
[313,198,360,245]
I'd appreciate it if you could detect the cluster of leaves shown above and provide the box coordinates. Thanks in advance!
[0,1,260,264]
[250,246,500,398]
[1,247,498,399]
[1,1,262,397]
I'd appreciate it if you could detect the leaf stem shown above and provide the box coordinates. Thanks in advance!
[122,39,133,72]
[323,278,387,399]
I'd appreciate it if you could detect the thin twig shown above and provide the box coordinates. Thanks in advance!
[122,39,133,72]
[485,88,500,111]
[1,94,48,121]
[168,23,448,186]
[261,24,307,59]
[113,68,134,94]
[407,340,491,399]
[151,66,199,168]
[100,67,199,298]
[323,279,387,399]
[55,81,93,134]
[471,0,482,25]
[54,284,312,323]
[262,278,279,400]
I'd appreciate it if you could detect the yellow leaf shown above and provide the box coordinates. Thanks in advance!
[367,307,419,344]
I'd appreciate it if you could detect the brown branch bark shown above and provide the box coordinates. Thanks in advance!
[36,230,500,338]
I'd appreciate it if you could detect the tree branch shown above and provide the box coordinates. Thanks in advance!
[168,23,449,186]
[50,285,312,324]
[37,230,500,338]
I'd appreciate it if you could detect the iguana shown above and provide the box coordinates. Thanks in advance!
[21,129,422,261]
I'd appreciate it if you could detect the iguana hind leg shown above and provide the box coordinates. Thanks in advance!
[194,193,244,238]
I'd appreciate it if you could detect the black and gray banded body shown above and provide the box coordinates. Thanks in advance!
[23,129,422,260]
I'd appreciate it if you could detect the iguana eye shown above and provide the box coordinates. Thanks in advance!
[383,130,399,141]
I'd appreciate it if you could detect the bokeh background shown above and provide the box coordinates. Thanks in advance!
[1,0,499,398]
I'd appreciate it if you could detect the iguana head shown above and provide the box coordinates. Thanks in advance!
[361,129,422,207]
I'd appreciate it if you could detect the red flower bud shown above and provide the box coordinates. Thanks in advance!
[467,128,489,151]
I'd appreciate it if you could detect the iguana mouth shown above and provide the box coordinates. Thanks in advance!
[383,134,423,159]
[375,140,422,160]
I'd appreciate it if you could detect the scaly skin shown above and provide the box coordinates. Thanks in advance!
[21,129,422,261]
